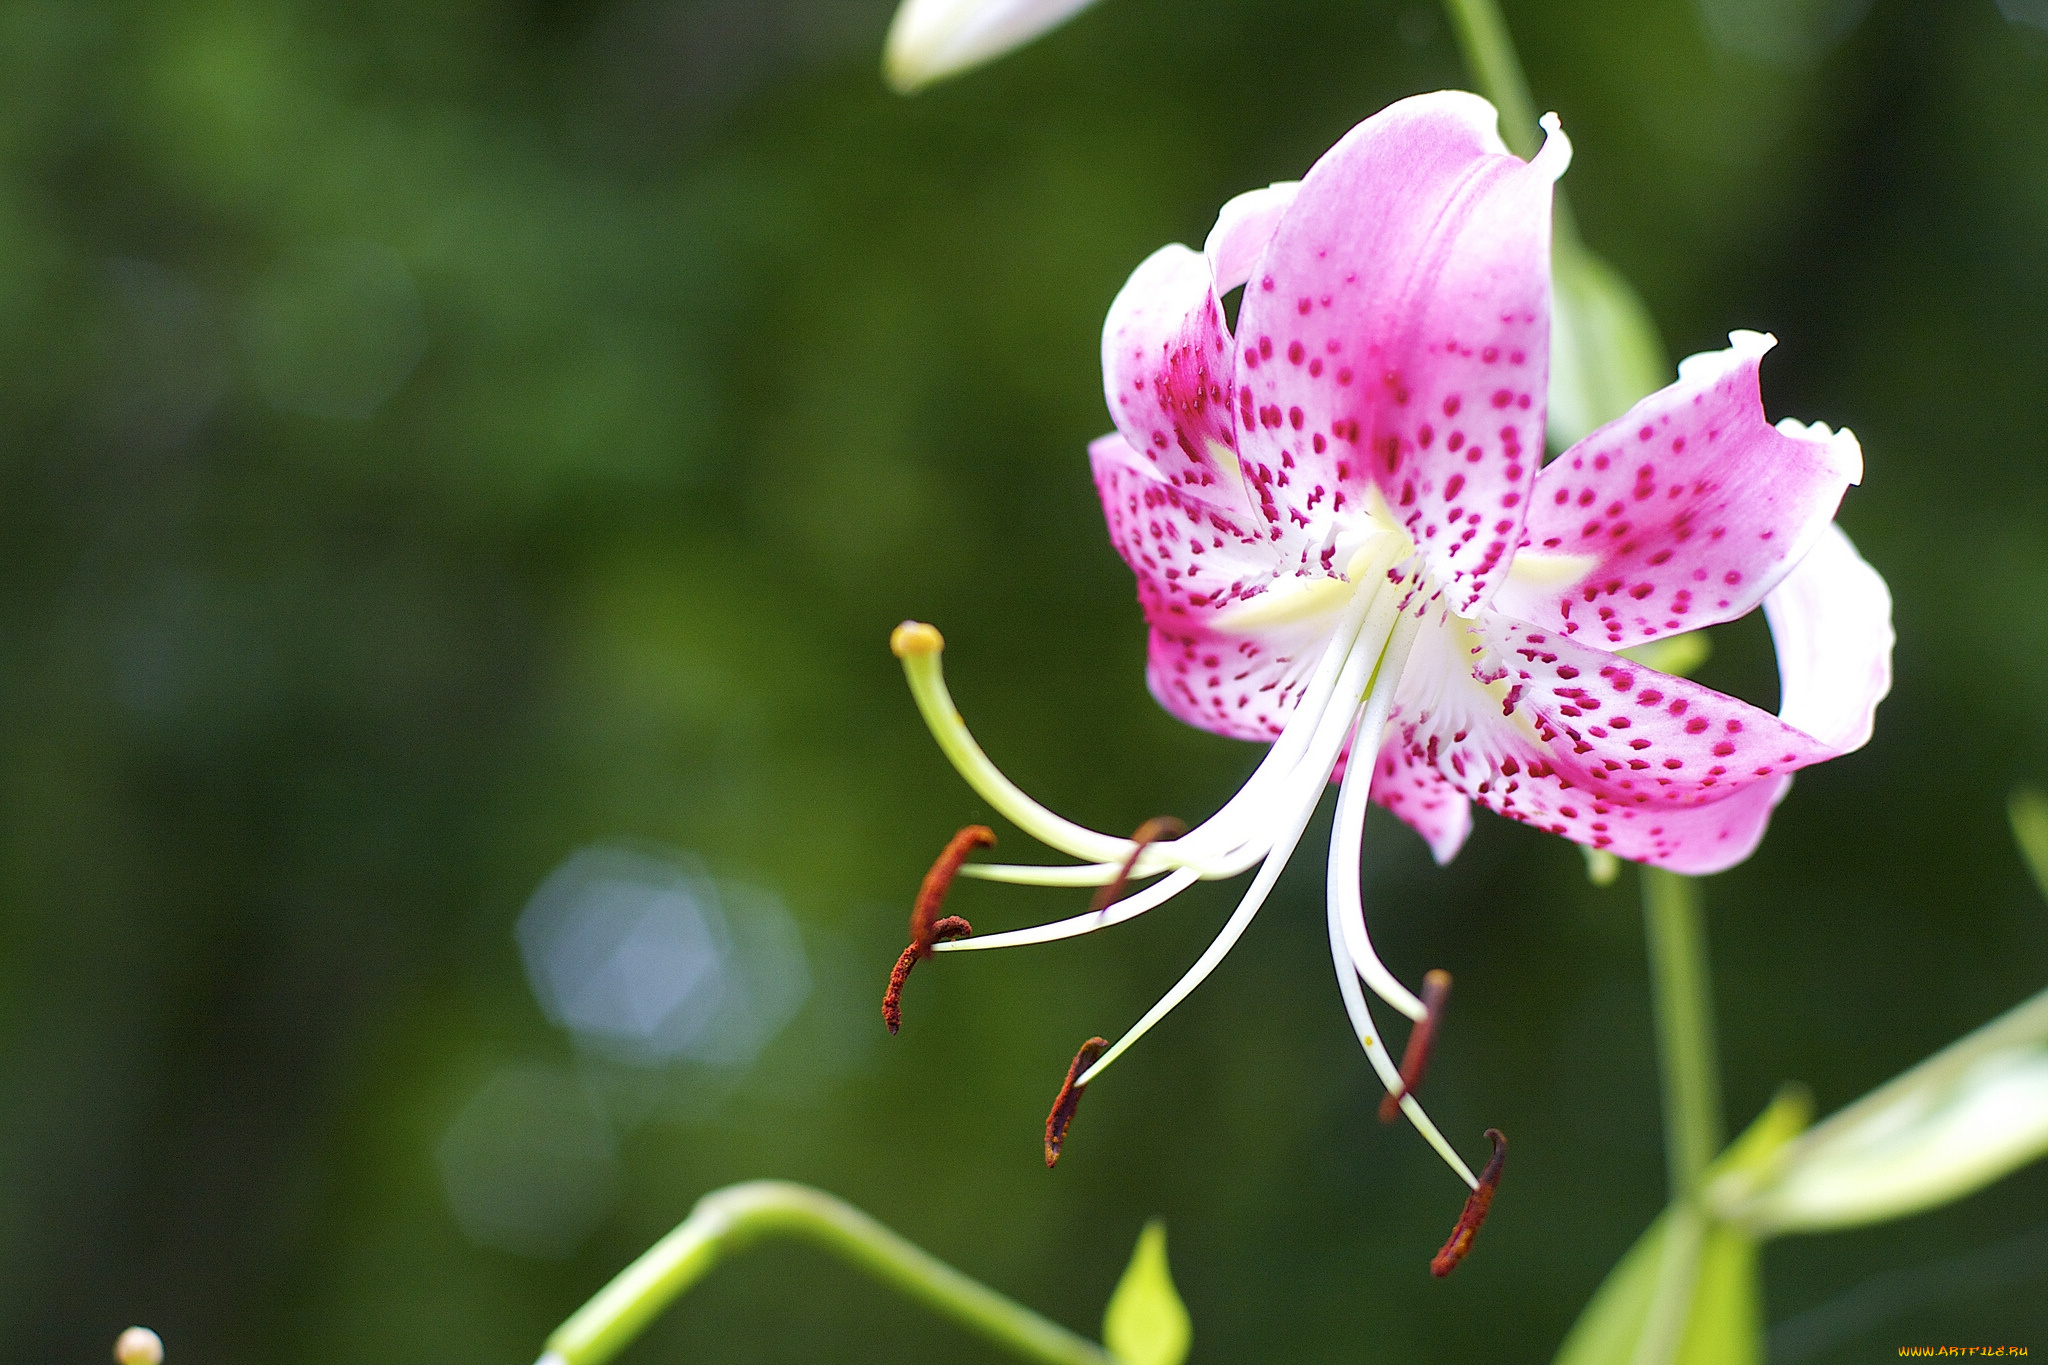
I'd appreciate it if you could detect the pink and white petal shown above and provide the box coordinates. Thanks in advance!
[1762,522,1893,755]
[1095,433,1342,742]
[1204,181,1300,293]
[1146,614,1337,743]
[1486,616,1835,811]
[1500,332,1864,647]
[1101,244,1245,498]
[1368,739,1474,865]
[1232,92,1567,607]
[1092,432,1285,620]
[1387,618,1803,869]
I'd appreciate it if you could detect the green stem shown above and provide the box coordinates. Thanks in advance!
[1440,0,1540,158]
[1439,0,1582,245]
[538,1180,1115,1365]
[1640,868,1726,1202]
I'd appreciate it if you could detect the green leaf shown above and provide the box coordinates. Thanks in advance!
[1712,990,2048,1236]
[2010,786,2048,904]
[1553,1208,1670,1365]
[1548,240,1669,451]
[1102,1220,1190,1365]
[1553,1089,1809,1365]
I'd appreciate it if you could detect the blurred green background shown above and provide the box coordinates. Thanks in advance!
[1,0,2045,1360]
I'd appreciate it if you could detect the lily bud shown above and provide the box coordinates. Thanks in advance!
[882,0,1103,93]
[1711,987,2048,1235]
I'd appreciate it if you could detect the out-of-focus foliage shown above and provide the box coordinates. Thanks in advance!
[1101,1220,1189,1365]
[1559,1089,1809,1365]
[0,2,2045,1363]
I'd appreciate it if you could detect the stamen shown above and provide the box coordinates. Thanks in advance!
[1378,969,1453,1123]
[882,916,972,1033]
[1044,1036,1108,1167]
[936,866,1202,953]
[1076,618,1393,1089]
[1325,687,1478,1188]
[1430,1129,1507,1278]
[913,826,995,943]
[1090,817,1188,913]
[882,825,994,1033]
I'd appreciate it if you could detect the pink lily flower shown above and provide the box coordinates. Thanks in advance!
[889,92,1891,1232]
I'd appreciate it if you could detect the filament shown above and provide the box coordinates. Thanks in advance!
[1074,611,1392,1088]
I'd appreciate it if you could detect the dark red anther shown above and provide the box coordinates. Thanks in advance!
[1379,968,1453,1123]
[881,826,994,1034]
[1088,816,1188,914]
[1431,1128,1507,1278]
[882,916,973,1033]
[1044,1037,1109,1168]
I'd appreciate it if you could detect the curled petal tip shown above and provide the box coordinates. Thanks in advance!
[891,620,945,659]
[1379,969,1453,1124]
[1045,1036,1109,1167]
[1431,1129,1507,1278]
[1531,112,1571,182]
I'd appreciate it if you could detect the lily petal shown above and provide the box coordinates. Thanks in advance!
[1091,433,1328,741]
[1762,521,1893,755]
[1367,742,1474,866]
[1102,246,1246,499]
[1233,91,1564,609]
[1498,332,1864,648]
[1381,612,1828,870]
[1203,182,1300,293]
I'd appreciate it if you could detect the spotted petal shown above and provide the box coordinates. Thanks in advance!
[1101,183,1300,508]
[1367,740,1474,865]
[1092,433,1329,741]
[1496,333,1864,648]
[1232,91,1567,608]
[1378,608,1837,870]
[1102,245,1244,497]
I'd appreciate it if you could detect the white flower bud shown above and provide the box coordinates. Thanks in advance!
[882,0,1103,93]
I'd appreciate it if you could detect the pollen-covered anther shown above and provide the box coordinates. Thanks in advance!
[881,825,994,1034]
[890,620,945,659]
[1088,815,1188,914]
[1431,1128,1506,1278]
[1378,968,1452,1123]
[1044,1036,1109,1168]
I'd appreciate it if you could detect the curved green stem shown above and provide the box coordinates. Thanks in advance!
[538,1180,1115,1365]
